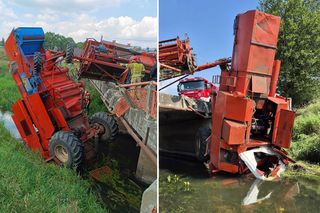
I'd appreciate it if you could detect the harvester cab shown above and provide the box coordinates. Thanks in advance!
[4,27,115,169]
[208,10,296,180]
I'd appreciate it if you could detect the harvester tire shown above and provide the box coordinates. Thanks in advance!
[49,131,84,169]
[65,44,74,64]
[34,52,42,73]
[90,112,119,142]
[195,127,211,162]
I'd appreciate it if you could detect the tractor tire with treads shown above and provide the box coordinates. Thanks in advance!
[195,127,211,162]
[90,112,119,142]
[49,131,84,169]
[65,44,74,64]
[34,52,42,73]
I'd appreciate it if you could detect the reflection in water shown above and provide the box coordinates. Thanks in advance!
[160,155,319,213]
[242,179,273,205]
[0,111,21,139]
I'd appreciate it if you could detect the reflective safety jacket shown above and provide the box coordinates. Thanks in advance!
[127,62,145,78]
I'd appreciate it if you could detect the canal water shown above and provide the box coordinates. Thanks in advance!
[160,155,320,213]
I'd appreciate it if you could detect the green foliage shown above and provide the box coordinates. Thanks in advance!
[76,42,85,49]
[259,0,320,106]
[284,161,320,181]
[160,172,195,213]
[45,32,84,51]
[0,124,105,212]
[290,99,320,163]
[45,32,76,51]
[92,158,143,212]
[86,82,107,117]
[294,114,320,136]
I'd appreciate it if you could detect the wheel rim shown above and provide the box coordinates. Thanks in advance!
[54,145,69,163]
[96,122,110,138]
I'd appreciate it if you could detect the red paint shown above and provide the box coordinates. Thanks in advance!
[4,29,96,160]
[209,10,296,175]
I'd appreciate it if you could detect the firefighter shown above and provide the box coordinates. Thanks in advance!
[123,58,145,99]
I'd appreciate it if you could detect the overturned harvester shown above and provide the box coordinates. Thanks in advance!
[159,36,196,80]
[4,27,113,169]
[76,38,156,83]
[159,35,230,81]
[76,38,157,184]
[208,10,295,180]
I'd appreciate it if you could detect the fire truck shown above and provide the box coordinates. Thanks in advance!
[177,77,217,101]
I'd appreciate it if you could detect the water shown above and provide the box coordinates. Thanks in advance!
[160,156,320,213]
[0,111,21,139]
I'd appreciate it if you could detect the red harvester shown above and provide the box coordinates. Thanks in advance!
[207,10,295,180]
[4,27,113,169]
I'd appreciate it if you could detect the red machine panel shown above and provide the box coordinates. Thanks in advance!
[25,93,55,149]
[274,109,295,149]
[268,96,295,149]
[12,100,46,156]
[223,92,255,122]
[232,10,280,75]
[222,120,246,145]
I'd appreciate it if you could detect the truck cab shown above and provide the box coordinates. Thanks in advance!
[177,77,217,101]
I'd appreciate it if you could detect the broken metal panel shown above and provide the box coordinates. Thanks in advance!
[239,146,286,181]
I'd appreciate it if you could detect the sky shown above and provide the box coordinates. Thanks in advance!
[160,0,260,94]
[0,0,157,48]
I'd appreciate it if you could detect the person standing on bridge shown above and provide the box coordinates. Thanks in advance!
[123,58,145,99]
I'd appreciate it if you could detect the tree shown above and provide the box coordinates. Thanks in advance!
[75,42,84,49]
[45,32,76,51]
[259,0,320,106]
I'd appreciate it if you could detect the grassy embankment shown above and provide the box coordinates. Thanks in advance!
[0,47,143,212]
[283,100,320,180]
[0,48,106,212]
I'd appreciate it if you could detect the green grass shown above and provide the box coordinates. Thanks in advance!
[284,161,320,181]
[86,81,107,117]
[290,99,320,163]
[0,124,106,212]
[0,48,20,111]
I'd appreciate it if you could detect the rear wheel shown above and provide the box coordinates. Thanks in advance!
[49,131,84,169]
[34,52,42,73]
[90,112,119,142]
[65,44,74,64]
[195,127,211,162]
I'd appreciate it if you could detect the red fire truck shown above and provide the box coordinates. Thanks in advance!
[177,77,217,101]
